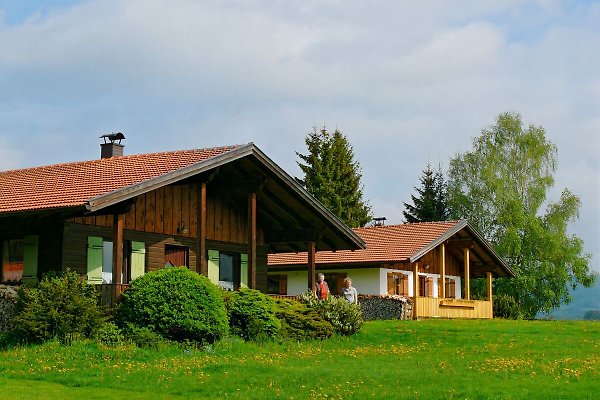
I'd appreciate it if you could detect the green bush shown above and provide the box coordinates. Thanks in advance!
[14,269,106,344]
[274,299,334,341]
[493,293,524,319]
[228,288,280,341]
[122,324,165,350]
[95,322,124,347]
[115,268,228,344]
[298,291,363,336]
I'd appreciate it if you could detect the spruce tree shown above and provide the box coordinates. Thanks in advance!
[297,127,372,228]
[403,163,449,223]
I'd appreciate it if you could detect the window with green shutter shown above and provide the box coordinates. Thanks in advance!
[240,253,248,288]
[130,241,146,281]
[207,250,219,285]
[22,235,39,285]
[87,236,104,284]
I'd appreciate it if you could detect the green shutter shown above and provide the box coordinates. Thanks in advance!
[22,235,39,286]
[130,241,146,281]
[87,236,103,284]
[208,250,219,284]
[240,253,248,288]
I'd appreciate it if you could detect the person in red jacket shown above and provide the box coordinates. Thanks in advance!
[314,273,329,300]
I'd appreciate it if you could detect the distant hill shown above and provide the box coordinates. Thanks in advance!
[542,281,600,320]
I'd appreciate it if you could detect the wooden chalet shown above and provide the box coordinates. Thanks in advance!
[268,220,515,319]
[0,137,365,304]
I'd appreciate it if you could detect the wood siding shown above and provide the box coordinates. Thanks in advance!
[380,246,462,277]
[68,183,265,245]
[62,222,269,292]
[416,297,492,319]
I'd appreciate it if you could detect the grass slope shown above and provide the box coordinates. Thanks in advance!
[0,319,598,399]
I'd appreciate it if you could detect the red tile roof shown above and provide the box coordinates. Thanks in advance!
[0,145,239,213]
[268,221,460,266]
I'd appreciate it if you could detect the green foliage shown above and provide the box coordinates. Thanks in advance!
[228,288,280,341]
[94,322,124,347]
[296,126,372,228]
[122,324,165,350]
[274,299,334,340]
[447,112,597,318]
[298,291,363,335]
[115,268,228,344]
[583,310,600,321]
[493,293,524,319]
[403,163,449,222]
[13,269,106,344]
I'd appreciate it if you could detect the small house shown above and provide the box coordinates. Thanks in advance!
[0,136,365,303]
[268,220,514,319]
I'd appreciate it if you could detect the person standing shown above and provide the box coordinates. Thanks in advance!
[314,273,329,300]
[341,277,358,304]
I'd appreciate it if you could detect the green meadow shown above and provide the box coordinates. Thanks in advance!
[0,319,598,400]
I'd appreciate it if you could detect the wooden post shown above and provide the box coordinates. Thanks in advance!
[112,213,124,287]
[487,271,493,301]
[197,182,207,275]
[308,241,316,292]
[412,262,419,320]
[440,243,446,299]
[247,192,257,289]
[464,247,470,300]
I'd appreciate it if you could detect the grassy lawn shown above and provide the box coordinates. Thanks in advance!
[0,319,598,399]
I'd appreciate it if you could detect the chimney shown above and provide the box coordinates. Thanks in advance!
[100,132,125,158]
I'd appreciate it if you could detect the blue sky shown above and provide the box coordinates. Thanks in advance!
[0,1,598,278]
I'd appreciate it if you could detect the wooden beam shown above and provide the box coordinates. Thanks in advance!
[197,182,207,275]
[413,262,419,320]
[487,271,493,302]
[464,247,470,300]
[112,213,124,285]
[308,241,316,292]
[440,243,446,299]
[248,192,257,289]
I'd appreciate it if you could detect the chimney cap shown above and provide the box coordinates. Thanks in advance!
[100,132,125,144]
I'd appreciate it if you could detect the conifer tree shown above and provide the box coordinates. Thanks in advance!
[403,163,449,223]
[297,127,372,228]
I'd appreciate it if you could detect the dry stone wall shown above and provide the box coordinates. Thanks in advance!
[0,285,19,332]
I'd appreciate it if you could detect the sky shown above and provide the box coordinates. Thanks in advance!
[0,0,598,275]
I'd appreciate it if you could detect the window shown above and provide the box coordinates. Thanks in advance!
[2,239,24,283]
[2,236,38,284]
[267,275,287,295]
[445,277,456,299]
[387,272,409,296]
[165,245,189,268]
[87,236,145,284]
[207,250,248,291]
[419,275,433,297]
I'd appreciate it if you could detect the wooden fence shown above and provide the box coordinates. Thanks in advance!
[416,297,493,319]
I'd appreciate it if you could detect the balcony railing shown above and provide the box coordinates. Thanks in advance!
[415,297,493,319]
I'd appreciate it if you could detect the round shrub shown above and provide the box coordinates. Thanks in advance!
[14,269,106,344]
[115,268,228,344]
[274,299,333,341]
[95,322,124,347]
[229,288,280,341]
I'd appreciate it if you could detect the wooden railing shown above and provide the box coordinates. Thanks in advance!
[268,294,299,301]
[96,284,129,309]
[415,297,493,319]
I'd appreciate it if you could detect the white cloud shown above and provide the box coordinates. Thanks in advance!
[0,0,598,270]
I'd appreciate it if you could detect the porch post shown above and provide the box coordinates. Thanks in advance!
[464,248,470,300]
[308,241,316,292]
[487,271,493,301]
[440,243,446,299]
[247,192,257,289]
[112,213,124,285]
[197,182,207,275]
[412,262,419,320]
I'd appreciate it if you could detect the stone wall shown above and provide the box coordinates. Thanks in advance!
[359,295,412,320]
[0,285,19,332]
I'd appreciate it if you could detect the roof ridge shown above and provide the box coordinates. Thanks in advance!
[0,144,243,175]
[356,220,460,231]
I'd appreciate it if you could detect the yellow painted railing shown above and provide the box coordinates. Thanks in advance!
[416,297,493,319]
